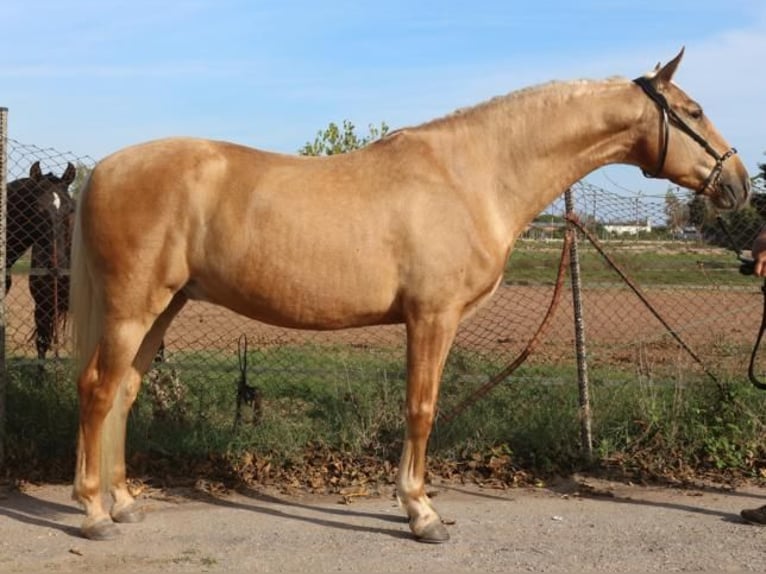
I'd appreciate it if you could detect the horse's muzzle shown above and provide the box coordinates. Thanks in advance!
[712,172,750,211]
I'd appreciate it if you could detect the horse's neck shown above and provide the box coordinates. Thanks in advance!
[432,79,642,231]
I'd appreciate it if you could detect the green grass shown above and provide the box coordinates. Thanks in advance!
[127,344,410,463]
[6,343,766,485]
[506,240,751,286]
[10,253,31,274]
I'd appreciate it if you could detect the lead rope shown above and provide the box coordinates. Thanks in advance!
[747,283,766,390]
[234,334,249,430]
[713,216,766,390]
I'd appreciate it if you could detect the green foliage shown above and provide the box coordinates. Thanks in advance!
[126,345,409,465]
[299,120,389,156]
[680,187,764,252]
[750,192,766,220]
[8,344,766,485]
[433,366,584,474]
[687,194,709,227]
[3,362,80,477]
[70,162,92,200]
[703,205,763,252]
[592,377,766,478]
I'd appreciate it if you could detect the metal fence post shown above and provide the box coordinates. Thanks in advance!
[0,107,8,469]
[565,188,593,459]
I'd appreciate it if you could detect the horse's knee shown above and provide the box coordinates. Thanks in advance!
[406,403,436,438]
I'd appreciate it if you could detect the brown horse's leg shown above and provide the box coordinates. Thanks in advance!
[109,293,187,523]
[398,310,460,543]
[33,294,53,361]
[74,318,152,540]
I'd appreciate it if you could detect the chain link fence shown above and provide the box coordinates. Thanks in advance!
[1,130,765,466]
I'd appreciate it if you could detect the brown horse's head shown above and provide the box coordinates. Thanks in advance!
[6,161,77,285]
[633,48,750,210]
[29,162,77,269]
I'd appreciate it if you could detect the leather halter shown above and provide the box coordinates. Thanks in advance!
[633,76,738,195]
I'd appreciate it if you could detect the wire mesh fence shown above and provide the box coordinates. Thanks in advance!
[2,134,765,455]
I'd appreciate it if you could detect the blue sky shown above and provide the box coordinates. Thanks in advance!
[2,1,765,195]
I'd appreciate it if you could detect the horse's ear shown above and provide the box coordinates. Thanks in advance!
[63,162,76,185]
[652,47,685,85]
[29,161,42,180]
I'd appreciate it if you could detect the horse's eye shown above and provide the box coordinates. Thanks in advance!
[689,108,703,120]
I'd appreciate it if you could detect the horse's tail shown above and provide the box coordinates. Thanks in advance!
[70,171,122,497]
[70,172,98,394]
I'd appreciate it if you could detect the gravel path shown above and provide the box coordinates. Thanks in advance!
[2,478,766,573]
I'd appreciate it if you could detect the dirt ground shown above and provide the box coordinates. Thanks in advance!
[2,478,766,573]
[6,274,761,358]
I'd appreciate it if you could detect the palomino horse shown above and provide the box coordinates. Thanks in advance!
[7,161,76,363]
[70,50,750,541]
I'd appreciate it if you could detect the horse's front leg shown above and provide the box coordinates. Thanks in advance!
[33,298,53,363]
[398,310,460,543]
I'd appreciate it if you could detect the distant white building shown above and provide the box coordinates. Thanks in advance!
[603,219,652,236]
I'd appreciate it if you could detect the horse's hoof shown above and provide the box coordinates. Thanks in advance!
[412,519,451,544]
[112,503,145,524]
[82,519,120,541]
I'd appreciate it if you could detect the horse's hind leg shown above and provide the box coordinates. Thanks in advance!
[109,293,187,524]
[74,317,153,540]
[75,293,186,540]
[398,309,460,543]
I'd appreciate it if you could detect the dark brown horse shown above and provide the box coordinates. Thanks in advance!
[70,50,749,542]
[7,161,76,362]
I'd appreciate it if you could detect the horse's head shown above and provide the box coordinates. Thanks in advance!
[632,48,750,210]
[6,162,76,268]
[22,161,76,264]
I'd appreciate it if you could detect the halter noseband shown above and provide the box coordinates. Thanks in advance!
[633,76,737,195]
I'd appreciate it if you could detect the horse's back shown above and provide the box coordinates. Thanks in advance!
[82,138,410,327]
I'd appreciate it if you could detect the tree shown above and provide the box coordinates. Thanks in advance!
[299,120,389,156]
[687,193,710,228]
[750,192,766,219]
[708,206,763,251]
[70,162,92,200]
[664,188,687,232]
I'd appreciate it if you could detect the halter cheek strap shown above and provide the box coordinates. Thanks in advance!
[633,76,737,194]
